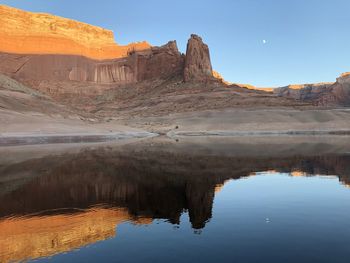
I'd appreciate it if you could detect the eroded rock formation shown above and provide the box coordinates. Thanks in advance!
[0,5,217,88]
[0,41,184,84]
[331,73,350,105]
[274,73,350,106]
[0,5,188,86]
[274,83,334,101]
[184,34,213,82]
[0,5,150,60]
[1,4,349,108]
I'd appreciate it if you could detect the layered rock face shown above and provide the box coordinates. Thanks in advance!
[0,40,184,85]
[325,73,350,106]
[0,6,215,87]
[274,83,334,101]
[184,34,213,82]
[94,41,185,83]
[0,5,150,60]
[136,41,185,81]
[274,74,350,106]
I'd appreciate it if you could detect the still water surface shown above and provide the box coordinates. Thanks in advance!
[1,138,350,263]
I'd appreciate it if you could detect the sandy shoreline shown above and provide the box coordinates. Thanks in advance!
[2,129,350,147]
[2,135,350,166]
[167,129,350,137]
[0,132,157,146]
[3,108,350,146]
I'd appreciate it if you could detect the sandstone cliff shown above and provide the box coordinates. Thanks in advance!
[0,5,150,60]
[327,73,350,106]
[274,74,350,106]
[274,83,334,101]
[2,4,348,111]
[0,40,184,85]
[0,6,217,87]
[184,34,213,82]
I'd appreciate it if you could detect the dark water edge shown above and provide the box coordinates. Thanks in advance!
[1,137,350,263]
[1,131,350,147]
[0,132,155,146]
[169,130,350,137]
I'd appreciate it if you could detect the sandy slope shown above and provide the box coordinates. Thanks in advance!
[2,73,350,142]
[0,74,153,139]
[0,109,148,135]
[124,108,350,135]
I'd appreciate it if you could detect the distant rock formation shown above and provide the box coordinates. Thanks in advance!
[274,83,334,101]
[184,34,213,82]
[0,5,150,60]
[331,73,350,105]
[234,83,274,92]
[273,74,350,106]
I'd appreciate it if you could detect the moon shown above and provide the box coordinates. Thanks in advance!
[262,40,267,44]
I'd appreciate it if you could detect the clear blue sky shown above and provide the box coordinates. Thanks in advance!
[1,0,350,87]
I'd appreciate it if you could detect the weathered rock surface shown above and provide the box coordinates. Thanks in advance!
[274,83,334,101]
[0,6,210,87]
[2,4,349,110]
[136,41,185,81]
[329,73,350,105]
[184,34,213,82]
[93,41,184,83]
[0,5,150,60]
[0,41,184,85]
[274,74,350,106]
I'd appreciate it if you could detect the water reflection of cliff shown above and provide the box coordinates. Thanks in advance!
[1,141,350,262]
[0,208,137,263]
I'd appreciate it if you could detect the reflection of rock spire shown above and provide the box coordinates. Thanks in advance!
[186,182,215,229]
[0,150,223,231]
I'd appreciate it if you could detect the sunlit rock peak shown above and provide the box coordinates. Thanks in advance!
[0,5,151,60]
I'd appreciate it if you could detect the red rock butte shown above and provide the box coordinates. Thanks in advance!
[0,5,151,60]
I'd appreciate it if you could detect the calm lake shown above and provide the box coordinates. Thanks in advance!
[1,136,350,263]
